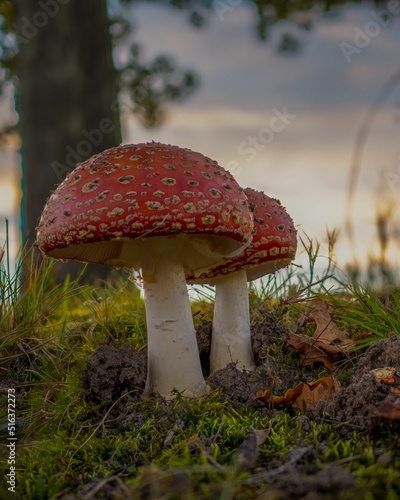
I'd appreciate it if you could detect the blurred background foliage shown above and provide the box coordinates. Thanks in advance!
[0,0,390,281]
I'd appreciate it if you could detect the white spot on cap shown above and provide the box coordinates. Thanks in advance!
[145,201,164,210]
[82,179,100,193]
[172,195,180,204]
[70,175,82,186]
[118,175,135,184]
[107,207,124,217]
[153,190,166,197]
[184,203,196,213]
[96,190,109,202]
[209,188,222,198]
[162,177,176,186]
[201,215,216,225]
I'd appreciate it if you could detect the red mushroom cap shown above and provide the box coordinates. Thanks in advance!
[186,188,297,283]
[36,142,254,272]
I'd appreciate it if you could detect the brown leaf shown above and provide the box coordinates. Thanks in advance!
[371,401,400,420]
[293,377,341,409]
[255,383,304,407]
[232,427,270,472]
[308,299,354,349]
[287,332,337,371]
[288,299,354,370]
[255,377,340,409]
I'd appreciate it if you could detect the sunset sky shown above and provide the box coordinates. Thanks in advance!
[1,1,400,274]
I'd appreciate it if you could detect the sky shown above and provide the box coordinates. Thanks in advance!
[1,0,400,275]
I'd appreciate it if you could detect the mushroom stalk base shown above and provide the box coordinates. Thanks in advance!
[142,258,207,399]
[211,270,256,373]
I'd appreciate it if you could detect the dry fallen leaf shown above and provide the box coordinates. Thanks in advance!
[287,299,354,370]
[232,427,270,472]
[294,377,341,409]
[287,332,337,371]
[255,384,304,407]
[308,299,354,348]
[255,376,341,409]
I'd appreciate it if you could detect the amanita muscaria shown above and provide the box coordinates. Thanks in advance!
[187,188,297,373]
[36,142,254,398]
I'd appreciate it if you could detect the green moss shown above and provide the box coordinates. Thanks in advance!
[4,387,400,499]
[1,244,400,499]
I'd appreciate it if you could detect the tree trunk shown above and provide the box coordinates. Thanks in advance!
[15,0,121,282]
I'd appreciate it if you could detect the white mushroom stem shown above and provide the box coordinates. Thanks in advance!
[210,269,256,373]
[142,257,207,399]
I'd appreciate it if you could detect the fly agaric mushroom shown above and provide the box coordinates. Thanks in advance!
[187,188,297,373]
[36,142,254,398]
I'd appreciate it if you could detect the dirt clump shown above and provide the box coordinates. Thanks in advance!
[206,310,295,403]
[329,372,397,424]
[353,333,400,377]
[83,310,292,407]
[321,334,400,428]
[85,344,147,406]
[250,309,305,395]
[251,310,289,364]
[207,363,252,403]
